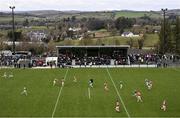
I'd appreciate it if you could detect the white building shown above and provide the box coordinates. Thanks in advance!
[68,27,81,32]
[121,32,139,37]
[27,31,47,41]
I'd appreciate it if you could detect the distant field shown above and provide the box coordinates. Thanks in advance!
[0,15,42,23]
[57,34,159,48]
[51,11,162,19]
[115,11,162,18]
[0,16,25,22]
[72,12,113,19]
[0,68,180,117]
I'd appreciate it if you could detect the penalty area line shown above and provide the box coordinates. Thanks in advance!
[106,68,131,118]
[51,69,69,118]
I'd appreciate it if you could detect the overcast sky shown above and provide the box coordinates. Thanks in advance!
[0,0,179,11]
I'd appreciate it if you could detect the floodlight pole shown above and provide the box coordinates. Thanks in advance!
[161,8,167,54]
[9,6,16,55]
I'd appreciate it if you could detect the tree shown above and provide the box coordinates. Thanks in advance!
[138,39,144,49]
[7,31,22,41]
[23,19,29,27]
[0,33,3,38]
[42,37,51,44]
[29,43,45,55]
[115,17,135,34]
[110,28,117,36]
[105,19,115,31]
[71,16,76,22]
[87,18,105,30]
[174,16,180,54]
[110,12,116,20]
[138,34,146,49]
[47,40,56,52]
[159,20,174,54]
[60,31,67,40]
[81,17,87,22]
[0,33,4,50]
[67,30,74,39]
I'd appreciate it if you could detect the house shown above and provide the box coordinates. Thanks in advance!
[121,32,139,37]
[68,27,81,32]
[68,27,82,39]
[27,31,48,41]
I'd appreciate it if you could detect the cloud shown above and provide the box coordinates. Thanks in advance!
[0,0,180,11]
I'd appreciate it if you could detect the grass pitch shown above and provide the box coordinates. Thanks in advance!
[0,68,180,117]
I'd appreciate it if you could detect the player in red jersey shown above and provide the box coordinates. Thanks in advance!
[133,90,143,102]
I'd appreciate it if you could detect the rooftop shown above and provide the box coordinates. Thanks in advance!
[56,45,130,48]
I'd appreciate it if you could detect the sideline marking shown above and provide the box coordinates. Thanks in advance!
[106,68,131,118]
[88,87,91,99]
[51,69,69,118]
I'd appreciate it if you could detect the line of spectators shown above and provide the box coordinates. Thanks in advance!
[57,53,180,67]
[1,52,180,67]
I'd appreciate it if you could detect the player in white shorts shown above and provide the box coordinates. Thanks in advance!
[161,100,167,111]
[73,76,77,82]
[145,79,153,90]
[61,79,65,87]
[115,100,120,112]
[148,80,153,90]
[119,81,123,89]
[145,79,149,86]
[21,87,28,96]
[53,78,58,86]
[104,82,109,91]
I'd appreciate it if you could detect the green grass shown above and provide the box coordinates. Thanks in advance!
[115,11,162,19]
[56,34,159,47]
[30,26,48,30]
[144,34,159,47]
[0,16,25,22]
[0,68,180,117]
[0,15,43,23]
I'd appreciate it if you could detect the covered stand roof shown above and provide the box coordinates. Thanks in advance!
[56,45,130,49]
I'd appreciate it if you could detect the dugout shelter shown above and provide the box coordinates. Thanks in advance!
[56,45,130,66]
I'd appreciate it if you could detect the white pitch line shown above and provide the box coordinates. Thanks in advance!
[51,69,69,118]
[106,68,131,118]
[88,87,91,99]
